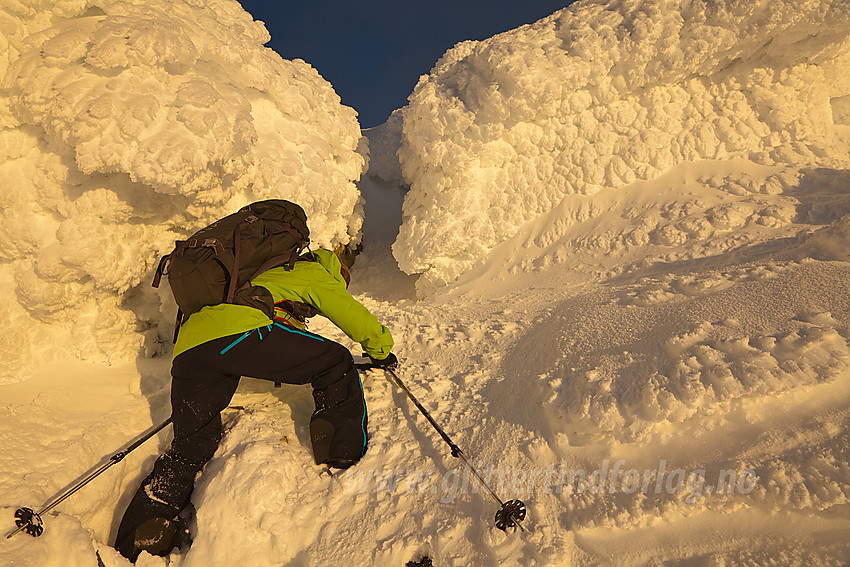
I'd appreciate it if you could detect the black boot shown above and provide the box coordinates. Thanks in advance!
[114,477,187,562]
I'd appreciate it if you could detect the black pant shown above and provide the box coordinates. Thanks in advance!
[115,323,367,560]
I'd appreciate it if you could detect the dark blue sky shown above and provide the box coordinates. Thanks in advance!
[238,1,574,128]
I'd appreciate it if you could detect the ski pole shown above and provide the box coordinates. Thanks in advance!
[6,417,173,539]
[356,362,526,532]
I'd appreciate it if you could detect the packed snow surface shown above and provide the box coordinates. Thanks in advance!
[0,0,366,384]
[2,0,850,566]
[394,0,850,293]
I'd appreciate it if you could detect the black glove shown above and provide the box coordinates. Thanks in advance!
[368,352,399,369]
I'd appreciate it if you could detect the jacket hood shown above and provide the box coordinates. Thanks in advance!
[313,248,348,288]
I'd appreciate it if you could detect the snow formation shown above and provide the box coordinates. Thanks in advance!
[394,0,850,292]
[2,0,850,566]
[0,0,366,384]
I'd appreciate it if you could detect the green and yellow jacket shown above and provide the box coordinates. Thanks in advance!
[173,249,393,360]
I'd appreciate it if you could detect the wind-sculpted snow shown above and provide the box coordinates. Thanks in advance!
[0,0,366,383]
[524,263,850,442]
[394,0,850,292]
[1,2,849,563]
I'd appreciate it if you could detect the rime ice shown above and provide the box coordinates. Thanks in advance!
[393,0,850,292]
[2,0,850,565]
[0,0,366,383]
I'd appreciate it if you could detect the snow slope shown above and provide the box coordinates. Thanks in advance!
[0,0,366,384]
[2,0,850,566]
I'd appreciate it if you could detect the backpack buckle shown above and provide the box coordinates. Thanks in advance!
[200,238,225,256]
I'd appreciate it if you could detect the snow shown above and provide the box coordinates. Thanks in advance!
[0,0,366,384]
[393,0,850,293]
[2,0,850,566]
[363,109,406,187]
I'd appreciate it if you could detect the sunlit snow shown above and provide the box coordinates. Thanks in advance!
[0,0,365,384]
[2,0,850,566]
[395,0,850,292]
